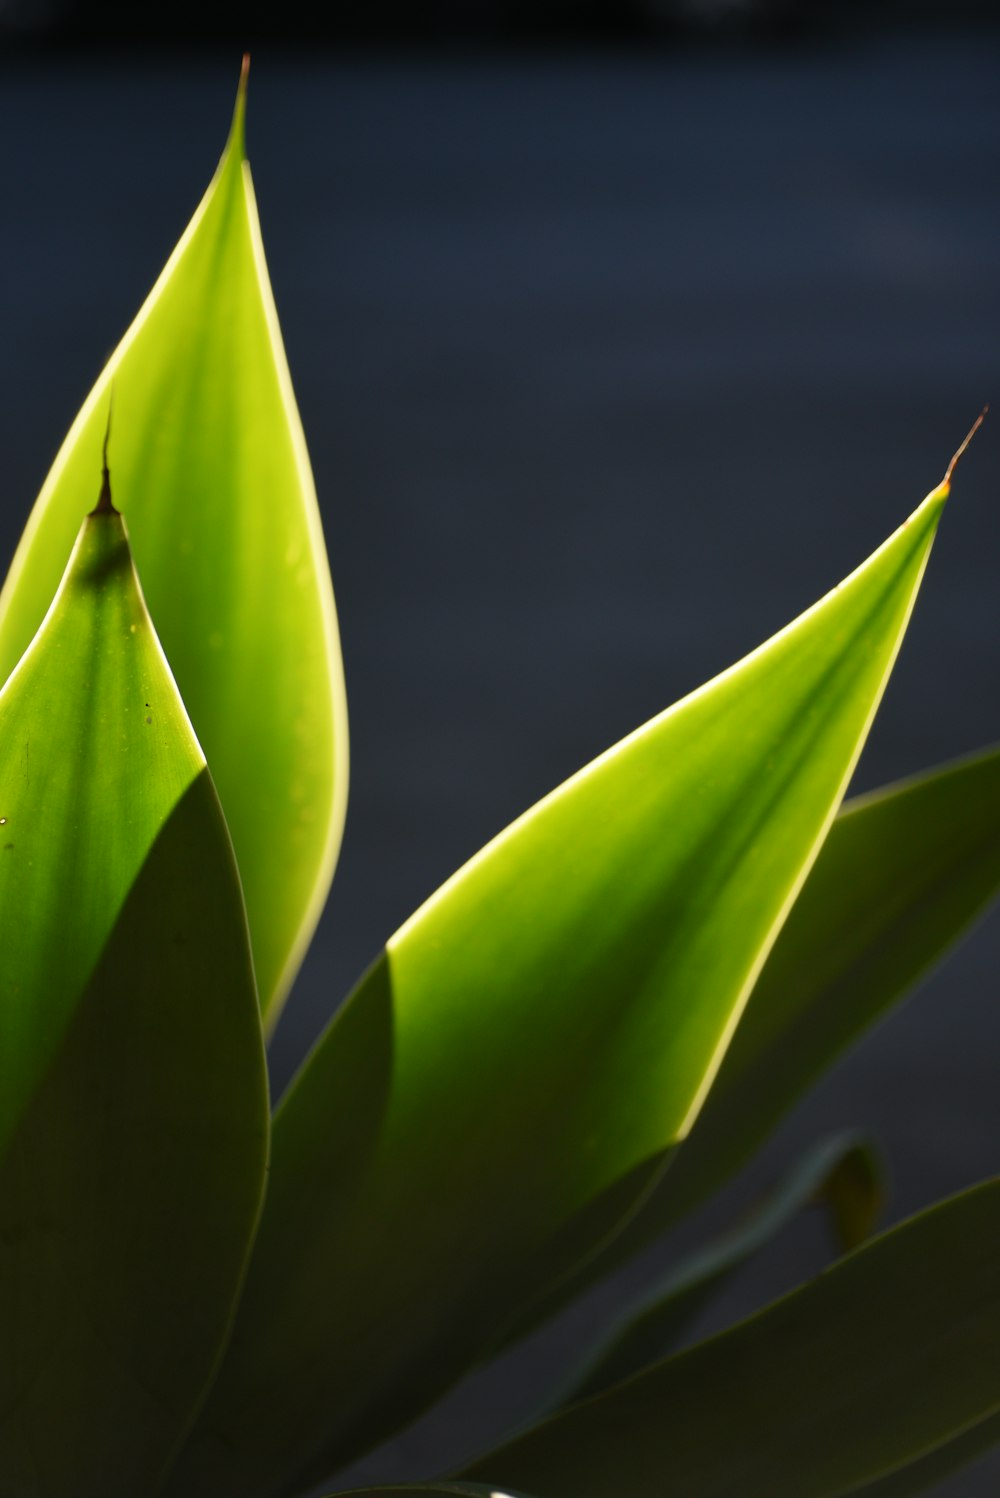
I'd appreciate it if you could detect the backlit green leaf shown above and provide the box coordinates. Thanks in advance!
[586,740,1000,1279]
[0,64,346,1028]
[503,739,1000,1351]
[463,1177,1000,1498]
[0,496,268,1494]
[165,481,947,1498]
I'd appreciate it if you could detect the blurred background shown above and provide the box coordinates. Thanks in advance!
[1,4,999,1493]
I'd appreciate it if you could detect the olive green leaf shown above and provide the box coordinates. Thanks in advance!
[0,61,346,1029]
[539,1132,882,1417]
[462,1177,1000,1498]
[333,1488,538,1498]
[165,477,947,1498]
[0,491,268,1495]
[855,1411,1000,1496]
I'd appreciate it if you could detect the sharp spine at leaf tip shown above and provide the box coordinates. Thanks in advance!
[942,405,988,491]
[89,399,119,519]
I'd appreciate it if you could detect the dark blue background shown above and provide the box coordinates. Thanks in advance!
[1,31,998,1494]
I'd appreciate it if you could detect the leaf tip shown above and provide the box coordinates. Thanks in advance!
[89,394,119,518]
[228,53,250,161]
[941,404,987,494]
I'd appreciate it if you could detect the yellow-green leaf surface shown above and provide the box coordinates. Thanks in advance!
[463,1178,1000,1498]
[0,499,269,1494]
[573,740,1000,1290]
[0,66,346,1028]
[541,1133,883,1417]
[166,482,946,1498]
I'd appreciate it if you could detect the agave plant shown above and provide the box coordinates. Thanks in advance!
[0,62,998,1498]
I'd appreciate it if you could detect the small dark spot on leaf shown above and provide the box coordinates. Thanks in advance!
[4,843,14,851]
[145,716,153,725]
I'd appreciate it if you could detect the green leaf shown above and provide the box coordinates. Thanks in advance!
[165,481,947,1498]
[539,1133,882,1417]
[504,739,1000,1351]
[462,1177,1000,1498]
[584,738,1000,1280]
[0,499,268,1493]
[0,64,346,1029]
[855,1412,1000,1496]
[332,1488,538,1498]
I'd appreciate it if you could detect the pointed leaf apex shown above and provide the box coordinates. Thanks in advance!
[941,405,987,494]
[89,396,118,517]
[227,53,250,162]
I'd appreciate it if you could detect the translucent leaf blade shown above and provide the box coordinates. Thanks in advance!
[504,738,1000,1347]
[0,503,269,1495]
[613,740,1000,1259]
[0,74,347,1027]
[166,484,946,1497]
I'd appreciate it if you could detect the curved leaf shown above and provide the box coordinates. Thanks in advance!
[463,1177,1000,1498]
[332,1488,538,1498]
[0,64,347,1027]
[166,482,946,1498]
[618,740,1000,1254]
[0,499,268,1493]
[856,1412,1000,1496]
[540,1133,882,1416]
[511,739,1000,1341]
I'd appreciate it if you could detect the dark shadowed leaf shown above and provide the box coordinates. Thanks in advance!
[855,1412,1000,1496]
[462,1178,1000,1498]
[0,499,268,1494]
[539,1133,882,1416]
[332,1487,539,1498]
